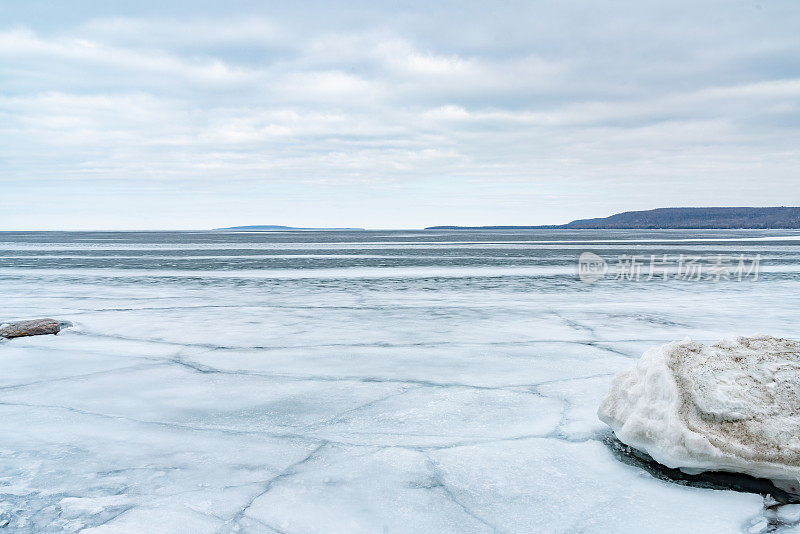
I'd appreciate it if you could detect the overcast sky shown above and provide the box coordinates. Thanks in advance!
[1,1,798,229]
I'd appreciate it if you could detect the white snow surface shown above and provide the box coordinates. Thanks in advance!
[599,336,800,489]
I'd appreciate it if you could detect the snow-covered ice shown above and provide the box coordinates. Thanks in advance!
[599,336,800,492]
[1,229,800,533]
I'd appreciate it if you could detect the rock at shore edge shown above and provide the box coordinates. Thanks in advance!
[0,318,61,339]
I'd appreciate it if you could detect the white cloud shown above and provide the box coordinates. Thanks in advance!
[80,17,283,48]
[1,1,799,229]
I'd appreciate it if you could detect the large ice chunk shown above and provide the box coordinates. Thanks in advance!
[598,335,800,492]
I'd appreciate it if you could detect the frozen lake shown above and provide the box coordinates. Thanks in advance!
[1,229,799,533]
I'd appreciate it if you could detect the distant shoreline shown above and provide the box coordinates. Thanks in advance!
[426,207,800,230]
[214,225,366,231]
[424,226,800,230]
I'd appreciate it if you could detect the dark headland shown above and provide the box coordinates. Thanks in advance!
[426,207,800,230]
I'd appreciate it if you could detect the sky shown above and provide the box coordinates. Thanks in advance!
[0,0,799,230]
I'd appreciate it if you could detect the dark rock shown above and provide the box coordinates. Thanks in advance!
[0,318,61,339]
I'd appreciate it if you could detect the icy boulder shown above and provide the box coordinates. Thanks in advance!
[598,336,800,493]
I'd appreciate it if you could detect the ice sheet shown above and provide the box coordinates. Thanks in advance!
[1,229,799,532]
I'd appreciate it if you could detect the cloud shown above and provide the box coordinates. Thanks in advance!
[0,1,799,228]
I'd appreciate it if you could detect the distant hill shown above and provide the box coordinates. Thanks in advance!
[426,207,800,230]
[214,225,365,231]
